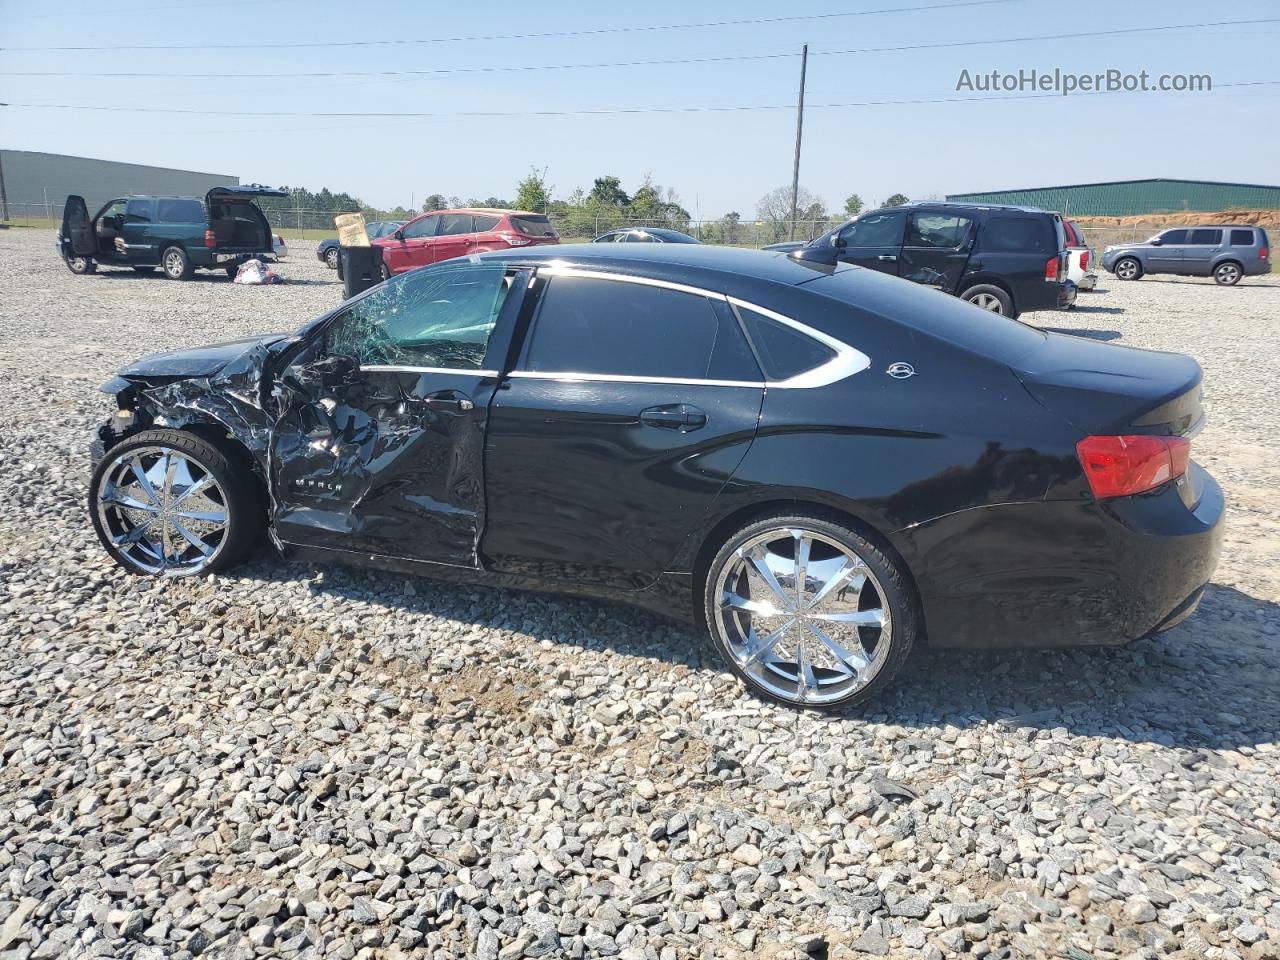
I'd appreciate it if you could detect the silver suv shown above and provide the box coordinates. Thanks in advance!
[1101,225,1271,285]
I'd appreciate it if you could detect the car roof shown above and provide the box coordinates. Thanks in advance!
[901,200,1052,214]
[418,207,544,218]
[478,242,855,288]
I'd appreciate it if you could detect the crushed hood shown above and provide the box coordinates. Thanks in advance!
[117,333,287,380]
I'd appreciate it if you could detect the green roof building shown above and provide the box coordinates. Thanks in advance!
[945,178,1280,217]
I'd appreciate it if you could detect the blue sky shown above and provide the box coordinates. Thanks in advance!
[2,0,1277,217]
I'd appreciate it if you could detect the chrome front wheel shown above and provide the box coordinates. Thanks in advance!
[90,429,261,577]
[1115,257,1142,280]
[705,517,916,708]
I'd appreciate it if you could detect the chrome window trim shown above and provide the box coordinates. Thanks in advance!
[508,370,765,388]
[523,265,871,390]
[362,365,499,376]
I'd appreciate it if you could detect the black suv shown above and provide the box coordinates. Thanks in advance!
[59,186,287,280]
[768,202,1075,318]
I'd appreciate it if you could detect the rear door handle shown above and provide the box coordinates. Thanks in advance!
[640,404,707,431]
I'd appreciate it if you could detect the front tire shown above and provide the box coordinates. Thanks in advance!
[89,429,262,577]
[702,514,917,710]
[960,284,1013,315]
[1214,261,1242,285]
[161,246,194,280]
[65,255,96,275]
[1114,257,1143,281]
[324,247,340,269]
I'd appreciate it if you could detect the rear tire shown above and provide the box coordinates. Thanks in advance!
[89,429,264,577]
[960,284,1013,315]
[65,255,96,275]
[161,246,194,280]
[1114,257,1143,281]
[1214,261,1242,285]
[379,260,391,283]
[324,247,340,269]
[702,513,917,710]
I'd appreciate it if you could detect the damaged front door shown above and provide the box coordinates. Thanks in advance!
[270,262,523,568]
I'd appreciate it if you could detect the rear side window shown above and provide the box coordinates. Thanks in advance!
[735,306,835,380]
[1188,229,1222,245]
[1230,229,1256,246]
[511,215,558,238]
[125,198,153,222]
[978,217,1053,254]
[155,198,204,223]
[906,213,973,249]
[472,214,500,232]
[524,276,759,382]
[438,214,475,236]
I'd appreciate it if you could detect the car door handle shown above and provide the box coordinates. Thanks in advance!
[424,392,474,412]
[877,255,897,261]
[640,404,707,431]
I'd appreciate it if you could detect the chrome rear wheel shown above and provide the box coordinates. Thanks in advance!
[706,519,913,708]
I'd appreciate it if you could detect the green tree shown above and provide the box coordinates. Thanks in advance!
[755,185,823,243]
[588,176,630,208]
[883,193,910,207]
[844,194,863,217]
[514,167,552,212]
[421,194,448,212]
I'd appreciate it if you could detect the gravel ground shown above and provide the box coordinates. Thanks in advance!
[1,229,1277,960]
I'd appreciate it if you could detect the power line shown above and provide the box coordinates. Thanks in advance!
[3,18,1271,82]
[4,81,1276,120]
[0,0,1019,51]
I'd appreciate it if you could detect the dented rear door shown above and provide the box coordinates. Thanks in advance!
[269,263,526,568]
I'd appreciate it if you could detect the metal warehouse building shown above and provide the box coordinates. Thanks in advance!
[0,150,238,220]
[945,179,1280,217]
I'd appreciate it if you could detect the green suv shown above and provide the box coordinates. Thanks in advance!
[58,185,287,280]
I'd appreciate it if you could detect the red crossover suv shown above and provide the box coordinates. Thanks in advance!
[375,208,560,277]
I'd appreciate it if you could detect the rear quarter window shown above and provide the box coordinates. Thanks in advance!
[977,216,1054,255]
[511,216,559,238]
[155,198,205,223]
[1229,229,1256,246]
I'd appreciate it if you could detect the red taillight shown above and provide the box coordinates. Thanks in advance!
[1079,250,1090,271]
[204,229,216,248]
[1260,246,1269,260]
[1044,255,1062,282]
[1076,434,1190,499]
[500,232,532,247]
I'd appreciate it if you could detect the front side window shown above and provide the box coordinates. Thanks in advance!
[1158,229,1189,244]
[978,217,1053,254]
[1230,229,1256,246]
[327,264,509,370]
[523,276,759,382]
[402,215,439,240]
[1187,229,1222,245]
[438,214,475,236]
[906,213,973,249]
[839,211,905,248]
[100,200,127,222]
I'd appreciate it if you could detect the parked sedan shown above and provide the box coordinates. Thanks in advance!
[315,220,403,269]
[593,227,700,244]
[87,245,1221,709]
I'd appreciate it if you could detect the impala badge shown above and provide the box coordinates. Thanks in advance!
[886,362,916,379]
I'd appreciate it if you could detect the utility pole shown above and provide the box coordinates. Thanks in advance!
[788,43,808,241]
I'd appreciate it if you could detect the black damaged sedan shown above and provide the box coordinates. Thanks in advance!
[88,244,1223,709]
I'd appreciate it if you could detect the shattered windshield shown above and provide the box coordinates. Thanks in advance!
[328,264,509,369]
